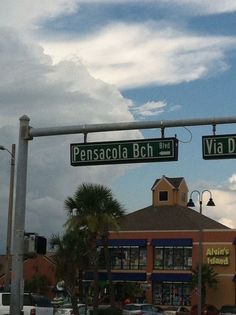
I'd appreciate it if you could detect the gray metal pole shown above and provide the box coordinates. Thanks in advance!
[5,144,16,292]
[10,116,30,315]
[188,190,215,315]
[29,116,236,138]
[198,200,203,315]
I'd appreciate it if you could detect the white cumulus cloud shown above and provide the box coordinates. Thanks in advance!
[0,0,79,30]
[0,28,142,253]
[132,101,167,118]
[42,22,236,89]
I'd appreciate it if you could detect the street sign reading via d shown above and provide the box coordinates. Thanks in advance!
[71,137,178,166]
[202,134,236,159]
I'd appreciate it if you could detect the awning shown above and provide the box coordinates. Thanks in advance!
[151,238,192,246]
[84,272,147,281]
[96,239,147,246]
[150,273,192,282]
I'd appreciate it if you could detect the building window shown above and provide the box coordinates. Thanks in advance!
[153,282,191,306]
[159,191,168,201]
[98,245,147,270]
[153,246,192,270]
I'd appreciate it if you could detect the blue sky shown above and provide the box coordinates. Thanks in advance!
[0,0,236,253]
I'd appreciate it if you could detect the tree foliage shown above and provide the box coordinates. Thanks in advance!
[52,183,125,315]
[191,263,218,305]
[24,275,50,295]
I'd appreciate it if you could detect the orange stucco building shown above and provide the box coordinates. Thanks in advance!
[95,176,236,308]
[0,176,235,308]
[0,254,57,299]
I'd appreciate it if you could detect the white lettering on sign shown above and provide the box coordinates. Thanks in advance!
[75,146,128,161]
[159,142,170,149]
[205,139,223,154]
[228,138,235,153]
[73,147,80,161]
[133,143,153,158]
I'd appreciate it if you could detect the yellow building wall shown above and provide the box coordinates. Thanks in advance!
[203,243,236,307]
[152,178,188,206]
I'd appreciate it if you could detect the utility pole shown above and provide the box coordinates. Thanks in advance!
[10,116,29,315]
[0,144,16,292]
[5,144,15,291]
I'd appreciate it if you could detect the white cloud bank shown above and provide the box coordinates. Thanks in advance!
[42,22,236,89]
[190,176,236,229]
[0,0,79,30]
[0,28,142,253]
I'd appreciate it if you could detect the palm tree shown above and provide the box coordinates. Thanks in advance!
[64,183,125,314]
[191,263,218,305]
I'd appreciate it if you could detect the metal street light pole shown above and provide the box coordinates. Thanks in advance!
[187,190,215,315]
[0,144,16,291]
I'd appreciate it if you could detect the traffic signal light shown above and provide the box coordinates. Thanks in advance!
[35,235,47,255]
[24,233,47,255]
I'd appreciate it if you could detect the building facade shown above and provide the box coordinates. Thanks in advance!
[96,176,236,308]
[0,254,57,299]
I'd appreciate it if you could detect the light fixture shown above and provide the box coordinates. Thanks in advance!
[187,189,215,315]
[187,198,195,207]
[206,197,215,207]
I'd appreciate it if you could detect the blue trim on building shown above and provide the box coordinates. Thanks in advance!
[233,275,236,282]
[233,238,236,245]
[84,272,147,281]
[96,239,147,246]
[151,239,192,246]
[150,273,192,282]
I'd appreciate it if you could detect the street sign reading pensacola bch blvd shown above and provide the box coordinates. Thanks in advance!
[71,137,178,166]
[202,134,236,159]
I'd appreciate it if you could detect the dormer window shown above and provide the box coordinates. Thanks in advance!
[159,191,168,201]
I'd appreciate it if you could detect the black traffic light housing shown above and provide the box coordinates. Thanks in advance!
[35,235,47,255]
[24,233,47,256]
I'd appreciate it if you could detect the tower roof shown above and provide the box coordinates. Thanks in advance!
[151,176,185,190]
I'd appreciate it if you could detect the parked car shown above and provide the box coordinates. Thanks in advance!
[122,303,163,315]
[55,303,90,315]
[190,304,219,315]
[0,292,53,315]
[219,305,236,315]
[164,306,189,315]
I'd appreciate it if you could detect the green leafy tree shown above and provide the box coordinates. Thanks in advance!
[24,275,50,295]
[50,229,89,315]
[64,183,125,315]
[191,263,218,305]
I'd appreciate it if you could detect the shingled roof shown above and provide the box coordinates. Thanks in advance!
[151,176,185,190]
[119,205,229,231]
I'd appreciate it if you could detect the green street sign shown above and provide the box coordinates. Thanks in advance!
[202,134,236,159]
[71,137,178,166]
